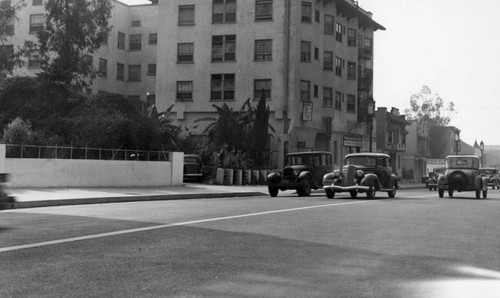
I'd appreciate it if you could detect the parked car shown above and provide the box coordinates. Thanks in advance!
[183,154,203,182]
[437,155,489,199]
[322,153,398,199]
[479,167,500,189]
[267,151,333,197]
[427,167,445,191]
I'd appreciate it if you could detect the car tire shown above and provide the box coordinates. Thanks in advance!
[350,190,357,199]
[297,177,312,197]
[388,184,397,198]
[476,189,481,199]
[325,189,335,199]
[366,187,376,199]
[438,189,444,198]
[448,189,454,198]
[483,190,488,199]
[268,186,279,197]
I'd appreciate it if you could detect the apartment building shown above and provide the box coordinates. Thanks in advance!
[4,0,384,168]
[157,0,384,168]
[5,0,158,102]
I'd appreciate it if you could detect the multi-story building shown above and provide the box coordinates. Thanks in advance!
[374,107,408,178]
[157,0,384,168]
[4,0,384,168]
[402,119,430,183]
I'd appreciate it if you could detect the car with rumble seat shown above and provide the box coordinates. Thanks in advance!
[322,153,398,199]
[267,151,333,197]
[437,155,489,199]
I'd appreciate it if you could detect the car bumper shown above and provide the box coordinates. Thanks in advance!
[323,184,370,192]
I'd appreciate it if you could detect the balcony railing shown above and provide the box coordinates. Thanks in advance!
[386,143,406,152]
[5,144,170,161]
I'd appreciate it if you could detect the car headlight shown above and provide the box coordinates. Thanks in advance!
[333,169,341,176]
[356,170,364,178]
[293,169,301,176]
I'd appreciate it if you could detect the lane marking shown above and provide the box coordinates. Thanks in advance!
[0,200,375,253]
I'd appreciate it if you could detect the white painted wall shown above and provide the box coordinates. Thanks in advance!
[0,145,184,187]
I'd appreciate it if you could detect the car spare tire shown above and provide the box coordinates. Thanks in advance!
[448,171,468,190]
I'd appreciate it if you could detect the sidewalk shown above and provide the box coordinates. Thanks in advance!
[2,182,424,209]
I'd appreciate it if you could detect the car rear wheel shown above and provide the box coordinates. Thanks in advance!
[438,189,444,198]
[483,190,488,199]
[388,184,397,198]
[448,189,454,198]
[268,186,279,197]
[325,189,335,199]
[476,189,481,199]
[366,187,376,199]
[350,190,357,199]
[297,177,312,196]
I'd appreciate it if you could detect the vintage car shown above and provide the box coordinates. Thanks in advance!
[427,167,445,191]
[479,167,500,189]
[267,151,333,197]
[183,154,203,182]
[437,155,489,199]
[322,153,398,199]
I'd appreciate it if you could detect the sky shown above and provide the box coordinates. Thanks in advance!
[119,0,500,146]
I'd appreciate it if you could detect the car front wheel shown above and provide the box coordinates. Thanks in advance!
[366,187,376,199]
[438,189,444,198]
[448,189,454,198]
[325,189,335,199]
[483,190,488,199]
[297,177,312,196]
[268,186,279,197]
[388,184,397,198]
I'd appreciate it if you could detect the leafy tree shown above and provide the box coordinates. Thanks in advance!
[2,117,32,144]
[404,85,456,127]
[36,0,112,89]
[252,91,272,167]
[0,0,25,76]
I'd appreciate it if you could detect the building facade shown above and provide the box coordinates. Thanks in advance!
[4,0,384,168]
[402,119,430,183]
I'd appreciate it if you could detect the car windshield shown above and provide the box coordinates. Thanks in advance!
[184,157,200,163]
[445,157,479,169]
[345,156,376,167]
[286,154,330,166]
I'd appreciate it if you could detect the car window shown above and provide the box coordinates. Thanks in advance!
[184,157,199,163]
[346,156,376,167]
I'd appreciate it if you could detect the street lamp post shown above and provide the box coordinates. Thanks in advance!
[480,140,484,167]
[454,133,460,155]
[367,99,375,152]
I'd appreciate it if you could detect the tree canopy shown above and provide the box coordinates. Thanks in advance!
[36,0,112,88]
[404,85,456,127]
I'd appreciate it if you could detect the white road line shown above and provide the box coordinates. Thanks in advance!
[0,200,375,253]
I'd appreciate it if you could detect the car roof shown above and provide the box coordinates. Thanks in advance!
[286,151,332,156]
[345,152,390,158]
[445,155,479,159]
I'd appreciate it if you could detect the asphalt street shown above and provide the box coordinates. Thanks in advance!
[1,188,500,297]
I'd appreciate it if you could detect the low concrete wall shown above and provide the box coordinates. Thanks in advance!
[0,145,184,187]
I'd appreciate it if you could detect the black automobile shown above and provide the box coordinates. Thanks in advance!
[183,154,203,182]
[437,155,489,199]
[322,153,398,199]
[267,151,333,197]
[479,167,500,189]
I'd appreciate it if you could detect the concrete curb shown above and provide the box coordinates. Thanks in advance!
[5,192,268,209]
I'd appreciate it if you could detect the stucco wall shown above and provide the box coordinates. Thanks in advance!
[0,145,184,187]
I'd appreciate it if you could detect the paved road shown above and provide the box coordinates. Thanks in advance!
[1,189,500,297]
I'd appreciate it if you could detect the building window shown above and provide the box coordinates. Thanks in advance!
[254,79,271,100]
[179,5,195,26]
[347,61,356,80]
[32,0,42,5]
[324,14,334,35]
[149,33,158,45]
[301,1,311,23]
[323,51,333,70]
[147,64,156,76]
[129,34,142,51]
[254,39,272,61]
[314,47,319,60]
[1,0,10,9]
[255,0,272,21]
[300,41,311,62]
[300,80,310,101]
[335,91,342,111]
[116,63,124,81]
[128,65,141,82]
[315,9,320,23]
[177,43,194,63]
[323,117,332,135]
[5,24,13,36]
[335,22,344,43]
[29,14,44,33]
[28,51,41,68]
[313,84,318,98]
[212,35,236,62]
[98,58,107,77]
[347,94,356,113]
[347,28,356,47]
[335,57,344,77]
[364,37,373,55]
[211,73,235,101]
[323,87,333,107]
[177,81,193,101]
[147,94,156,106]
[117,32,125,50]
[131,20,141,27]
[213,0,236,23]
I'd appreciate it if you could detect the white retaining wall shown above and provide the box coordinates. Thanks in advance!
[0,145,184,187]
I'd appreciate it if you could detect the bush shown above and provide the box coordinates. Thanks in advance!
[2,117,32,144]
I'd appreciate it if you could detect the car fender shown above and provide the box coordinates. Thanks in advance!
[477,175,489,190]
[267,172,282,184]
[360,173,379,189]
[437,174,447,186]
[299,171,317,187]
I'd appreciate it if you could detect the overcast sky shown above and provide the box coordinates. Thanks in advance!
[118,0,500,146]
